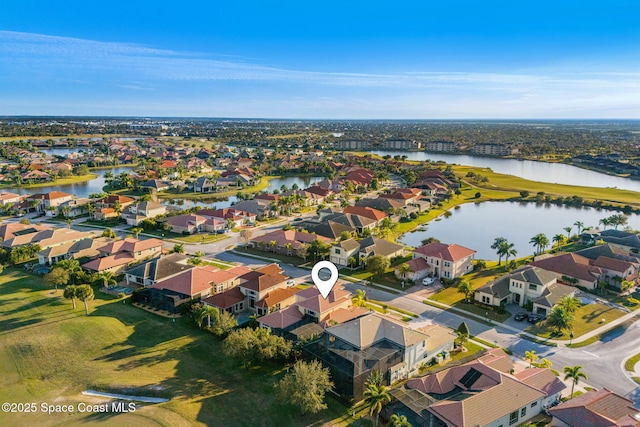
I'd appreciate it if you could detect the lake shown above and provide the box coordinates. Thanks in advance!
[399,201,640,260]
[369,150,640,192]
[6,167,136,199]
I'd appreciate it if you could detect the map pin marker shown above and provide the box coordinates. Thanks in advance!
[311,260,339,299]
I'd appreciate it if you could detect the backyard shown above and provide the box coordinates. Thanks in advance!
[0,268,364,426]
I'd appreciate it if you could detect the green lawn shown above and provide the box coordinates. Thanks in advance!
[235,247,309,267]
[625,352,640,372]
[0,268,358,426]
[174,233,229,244]
[156,176,277,200]
[525,302,625,339]
[0,173,98,189]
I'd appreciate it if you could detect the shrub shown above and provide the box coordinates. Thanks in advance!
[474,192,481,199]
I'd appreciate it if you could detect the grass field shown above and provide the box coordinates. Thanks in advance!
[0,268,360,426]
[0,173,98,189]
[156,176,277,200]
[525,302,625,339]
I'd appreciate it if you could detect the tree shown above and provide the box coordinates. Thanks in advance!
[366,370,384,388]
[525,350,539,368]
[398,263,410,279]
[621,280,635,295]
[563,226,572,240]
[63,285,78,309]
[194,304,220,328]
[101,228,117,238]
[275,359,333,414]
[599,217,611,230]
[76,284,94,315]
[97,271,117,288]
[452,277,471,299]
[211,310,238,337]
[131,227,143,238]
[44,267,70,291]
[363,384,392,426]
[563,365,588,397]
[368,255,390,278]
[491,237,507,264]
[348,256,357,268]
[530,233,549,255]
[608,214,629,230]
[352,289,368,308]
[173,243,185,254]
[502,242,517,266]
[574,221,584,235]
[553,233,567,249]
[557,295,580,314]
[547,306,575,336]
[223,327,292,369]
[390,414,412,427]
[519,190,530,198]
[239,229,252,248]
[340,230,351,241]
[539,358,553,369]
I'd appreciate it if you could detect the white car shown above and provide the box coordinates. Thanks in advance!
[286,279,296,287]
[422,277,436,286]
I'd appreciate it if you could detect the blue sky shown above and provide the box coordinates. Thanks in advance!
[1,1,639,118]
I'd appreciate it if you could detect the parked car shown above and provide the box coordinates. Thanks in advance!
[286,279,295,287]
[422,277,436,286]
[528,313,544,323]
[514,312,528,321]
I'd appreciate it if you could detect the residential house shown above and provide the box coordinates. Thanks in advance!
[531,253,603,290]
[356,197,405,213]
[385,348,565,427]
[2,228,93,251]
[21,170,52,182]
[58,198,91,218]
[125,253,195,287]
[194,176,218,193]
[412,242,476,279]
[29,191,74,214]
[198,208,257,227]
[122,201,167,226]
[81,237,163,274]
[164,214,227,234]
[394,257,431,282]
[475,265,578,316]
[140,179,172,192]
[37,236,113,266]
[250,229,332,256]
[0,222,49,242]
[303,313,453,399]
[0,192,21,206]
[343,206,388,226]
[231,199,274,220]
[342,168,375,187]
[592,256,638,288]
[330,236,404,267]
[94,194,135,211]
[548,388,640,427]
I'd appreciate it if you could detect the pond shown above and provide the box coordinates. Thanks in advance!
[369,150,640,192]
[398,201,640,260]
[6,166,136,199]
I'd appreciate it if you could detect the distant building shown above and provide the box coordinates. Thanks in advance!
[425,141,458,152]
[471,143,518,156]
[334,140,373,151]
[379,139,420,150]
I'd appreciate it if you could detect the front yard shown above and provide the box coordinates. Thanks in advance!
[525,302,626,339]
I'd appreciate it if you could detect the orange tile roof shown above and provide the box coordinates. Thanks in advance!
[255,287,301,308]
[82,252,135,271]
[414,242,476,262]
[150,266,219,297]
[203,287,245,309]
[343,206,387,222]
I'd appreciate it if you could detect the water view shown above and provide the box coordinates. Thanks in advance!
[370,150,640,192]
[399,201,640,260]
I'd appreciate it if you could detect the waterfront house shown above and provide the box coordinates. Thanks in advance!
[412,242,476,279]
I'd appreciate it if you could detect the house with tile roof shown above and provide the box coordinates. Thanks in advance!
[37,236,112,266]
[592,256,638,288]
[28,191,74,214]
[475,265,574,316]
[303,313,451,399]
[531,253,603,290]
[2,228,92,250]
[125,253,195,287]
[122,201,167,226]
[197,208,257,227]
[549,388,640,427]
[412,242,476,279]
[385,348,565,427]
[343,205,388,225]
[165,214,227,234]
[0,192,21,206]
[0,222,49,242]
[81,237,162,274]
[330,236,404,267]
[250,229,331,256]
[394,257,432,282]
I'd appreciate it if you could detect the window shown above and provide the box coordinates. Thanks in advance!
[521,407,526,417]
[444,261,451,267]
[509,411,518,425]
[531,402,538,408]
[529,284,537,291]
[335,248,341,255]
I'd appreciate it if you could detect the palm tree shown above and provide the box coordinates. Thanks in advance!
[539,358,553,369]
[363,384,392,426]
[557,295,580,314]
[574,221,584,235]
[348,257,357,269]
[530,233,550,255]
[63,285,78,310]
[563,365,588,397]
[547,306,575,336]
[563,226,572,240]
[599,217,611,230]
[97,271,117,288]
[269,240,278,253]
[502,242,517,266]
[390,414,412,427]
[352,289,368,307]
[76,284,94,315]
[196,305,220,328]
[398,263,410,279]
[525,350,539,368]
[173,243,185,254]
[457,279,473,302]
[491,237,507,264]
[553,233,566,249]
[131,227,143,239]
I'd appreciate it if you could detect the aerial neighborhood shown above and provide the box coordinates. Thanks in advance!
[2,125,640,426]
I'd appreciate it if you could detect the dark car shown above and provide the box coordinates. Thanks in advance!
[514,312,527,321]
[528,313,544,323]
